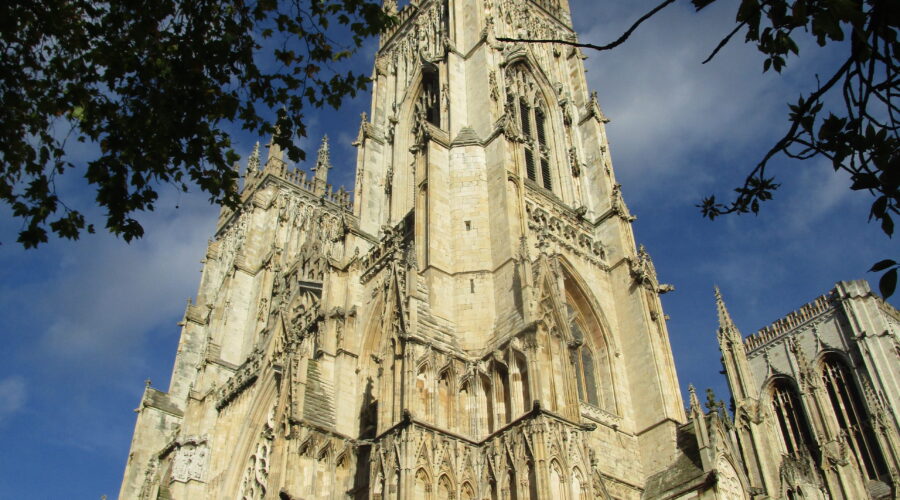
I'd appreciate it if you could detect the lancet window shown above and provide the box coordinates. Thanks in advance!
[567,302,599,407]
[820,355,887,479]
[562,270,616,413]
[420,69,440,128]
[506,64,553,191]
[770,378,814,456]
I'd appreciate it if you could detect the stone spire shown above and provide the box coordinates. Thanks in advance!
[688,384,702,415]
[714,287,757,401]
[313,135,331,196]
[715,286,742,342]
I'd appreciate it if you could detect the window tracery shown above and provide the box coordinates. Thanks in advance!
[770,379,814,456]
[820,355,888,479]
[506,64,554,192]
[567,302,599,408]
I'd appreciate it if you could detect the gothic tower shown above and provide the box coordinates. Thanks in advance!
[118,1,741,498]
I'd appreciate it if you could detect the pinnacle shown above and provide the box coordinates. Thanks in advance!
[688,384,701,413]
[246,141,261,172]
[315,135,331,171]
[714,286,741,340]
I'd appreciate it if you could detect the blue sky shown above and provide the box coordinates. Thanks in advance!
[0,1,895,497]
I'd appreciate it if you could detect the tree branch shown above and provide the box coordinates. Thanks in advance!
[496,0,677,52]
[701,22,746,64]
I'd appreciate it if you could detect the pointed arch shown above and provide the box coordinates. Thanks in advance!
[571,467,586,500]
[512,350,531,415]
[414,468,433,499]
[558,260,617,413]
[505,61,558,193]
[548,459,566,500]
[315,445,333,495]
[436,474,454,500]
[768,377,815,457]
[493,360,512,425]
[221,371,281,496]
[335,452,351,499]
[461,481,476,500]
[504,451,518,500]
[416,362,434,422]
[458,377,474,436]
[360,295,394,434]
[479,372,494,434]
[819,353,888,479]
[436,367,453,429]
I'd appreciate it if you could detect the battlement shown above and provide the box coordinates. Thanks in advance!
[744,291,836,351]
[378,1,423,49]
[242,143,352,212]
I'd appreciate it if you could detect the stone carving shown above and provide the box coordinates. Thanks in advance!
[609,184,635,222]
[627,245,673,294]
[171,439,209,483]
[360,214,414,284]
[525,197,606,265]
[238,437,272,500]
[568,146,580,177]
[216,347,264,410]
[377,0,447,94]
[715,455,743,500]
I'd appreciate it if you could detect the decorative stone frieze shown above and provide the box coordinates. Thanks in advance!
[525,195,606,266]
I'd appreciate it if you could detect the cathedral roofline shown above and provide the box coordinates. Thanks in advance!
[742,279,893,352]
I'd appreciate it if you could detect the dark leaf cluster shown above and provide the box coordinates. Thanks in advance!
[0,0,395,247]
[689,0,899,296]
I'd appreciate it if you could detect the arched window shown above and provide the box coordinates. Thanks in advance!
[335,455,351,499]
[821,355,888,479]
[567,303,599,408]
[421,69,440,127]
[519,98,553,191]
[513,352,531,415]
[560,267,617,413]
[770,379,814,456]
[459,379,473,436]
[416,364,433,422]
[437,370,452,429]
[494,362,511,425]
[506,64,554,192]
[571,468,586,500]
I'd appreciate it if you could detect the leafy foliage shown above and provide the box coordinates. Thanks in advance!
[1,0,394,247]
[689,0,898,295]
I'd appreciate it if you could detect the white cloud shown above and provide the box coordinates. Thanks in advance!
[0,376,26,424]
[574,0,843,207]
[30,193,218,376]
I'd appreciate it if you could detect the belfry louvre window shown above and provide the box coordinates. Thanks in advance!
[519,100,553,191]
[771,379,814,456]
[821,356,888,479]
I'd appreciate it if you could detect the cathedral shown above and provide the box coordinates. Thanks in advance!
[118,0,900,498]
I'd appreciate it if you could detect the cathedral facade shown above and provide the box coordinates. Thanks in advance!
[118,0,900,499]
[715,281,900,499]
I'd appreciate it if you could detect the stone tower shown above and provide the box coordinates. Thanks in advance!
[716,282,900,499]
[119,1,748,498]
